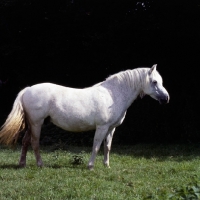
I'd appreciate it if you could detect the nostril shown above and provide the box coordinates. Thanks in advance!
[159,96,169,104]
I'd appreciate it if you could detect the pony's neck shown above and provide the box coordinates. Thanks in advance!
[103,68,146,108]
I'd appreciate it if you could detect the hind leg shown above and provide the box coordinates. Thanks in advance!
[19,128,31,167]
[30,123,43,167]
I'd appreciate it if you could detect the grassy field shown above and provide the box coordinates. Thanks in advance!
[1,144,200,199]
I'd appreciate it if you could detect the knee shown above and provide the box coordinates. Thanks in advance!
[107,145,111,151]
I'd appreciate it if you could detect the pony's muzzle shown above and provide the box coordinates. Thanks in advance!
[159,95,169,104]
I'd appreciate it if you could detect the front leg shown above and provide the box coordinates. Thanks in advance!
[103,128,115,168]
[88,126,109,170]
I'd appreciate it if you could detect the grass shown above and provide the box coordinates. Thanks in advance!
[1,144,200,199]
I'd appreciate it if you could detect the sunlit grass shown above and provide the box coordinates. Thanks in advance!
[0,144,200,199]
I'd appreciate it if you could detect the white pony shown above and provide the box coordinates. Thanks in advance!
[0,64,169,169]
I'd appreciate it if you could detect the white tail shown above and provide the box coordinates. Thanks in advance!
[0,88,27,145]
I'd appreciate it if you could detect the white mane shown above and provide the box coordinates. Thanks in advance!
[104,68,148,90]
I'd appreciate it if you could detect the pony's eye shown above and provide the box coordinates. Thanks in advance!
[152,80,157,84]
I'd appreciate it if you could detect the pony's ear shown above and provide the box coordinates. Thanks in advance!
[149,64,157,75]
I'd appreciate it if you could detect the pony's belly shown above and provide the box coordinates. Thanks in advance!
[51,117,96,132]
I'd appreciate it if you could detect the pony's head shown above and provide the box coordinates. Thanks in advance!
[143,64,169,104]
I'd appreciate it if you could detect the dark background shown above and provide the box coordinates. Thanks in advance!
[0,0,199,144]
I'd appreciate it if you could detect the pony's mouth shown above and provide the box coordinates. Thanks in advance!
[158,96,169,104]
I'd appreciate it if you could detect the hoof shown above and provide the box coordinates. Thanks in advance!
[104,163,110,168]
[37,162,44,167]
[88,165,94,170]
[19,163,26,168]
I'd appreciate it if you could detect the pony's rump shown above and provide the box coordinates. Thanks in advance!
[0,88,27,145]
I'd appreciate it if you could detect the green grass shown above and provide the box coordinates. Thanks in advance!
[1,144,200,199]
